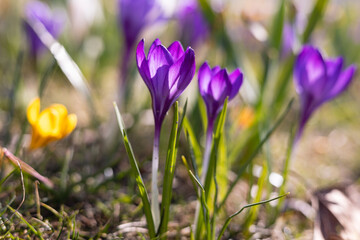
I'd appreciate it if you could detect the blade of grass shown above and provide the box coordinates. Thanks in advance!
[271,54,295,112]
[4,50,23,146]
[158,102,179,238]
[189,168,211,240]
[183,118,202,166]
[210,150,219,240]
[243,162,268,236]
[7,205,44,240]
[277,123,296,210]
[181,156,200,197]
[176,100,188,146]
[0,169,16,187]
[218,99,293,210]
[113,102,155,238]
[270,0,285,51]
[302,0,329,43]
[38,58,57,98]
[217,193,289,240]
[181,156,211,240]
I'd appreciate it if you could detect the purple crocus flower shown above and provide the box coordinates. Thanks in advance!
[136,38,195,227]
[177,0,209,47]
[294,45,356,142]
[24,1,64,57]
[198,62,243,182]
[199,62,243,132]
[137,39,196,129]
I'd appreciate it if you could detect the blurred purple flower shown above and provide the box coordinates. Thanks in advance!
[118,0,160,51]
[280,23,295,60]
[136,38,196,128]
[24,1,64,57]
[199,62,243,129]
[294,45,356,141]
[177,1,209,47]
[117,0,163,95]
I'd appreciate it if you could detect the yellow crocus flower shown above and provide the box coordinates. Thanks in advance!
[27,97,77,150]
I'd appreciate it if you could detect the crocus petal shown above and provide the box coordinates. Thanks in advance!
[228,69,243,100]
[304,50,326,86]
[136,39,153,93]
[148,44,173,78]
[50,104,68,119]
[168,47,195,99]
[294,46,320,92]
[148,38,162,57]
[64,114,77,137]
[209,69,231,102]
[27,97,40,125]
[37,108,62,138]
[198,62,212,96]
[326,65,356,101]
[323,57,343,93]
[167,41,185,62]
[211,66,221,75]
[136,39,146,67]
[148,45,173,103]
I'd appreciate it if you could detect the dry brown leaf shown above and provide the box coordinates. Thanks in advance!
[313,184,360,240]
[1,147,54,188]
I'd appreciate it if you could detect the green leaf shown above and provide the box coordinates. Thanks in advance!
[270,0,285,50]
[113,102,155,238]
[302,0,329,43]
[217,193,289,240]
[182,156,211,240]
[216,133,228,200]
[196,98,228,239]
[204,98,228,199]
[158,102,179,238]
[198,97,208,137]
[183,117,202,167]
[218,99,293,210]
[272,54,295,113]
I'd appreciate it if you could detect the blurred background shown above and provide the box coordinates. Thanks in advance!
[0,0,360,238]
